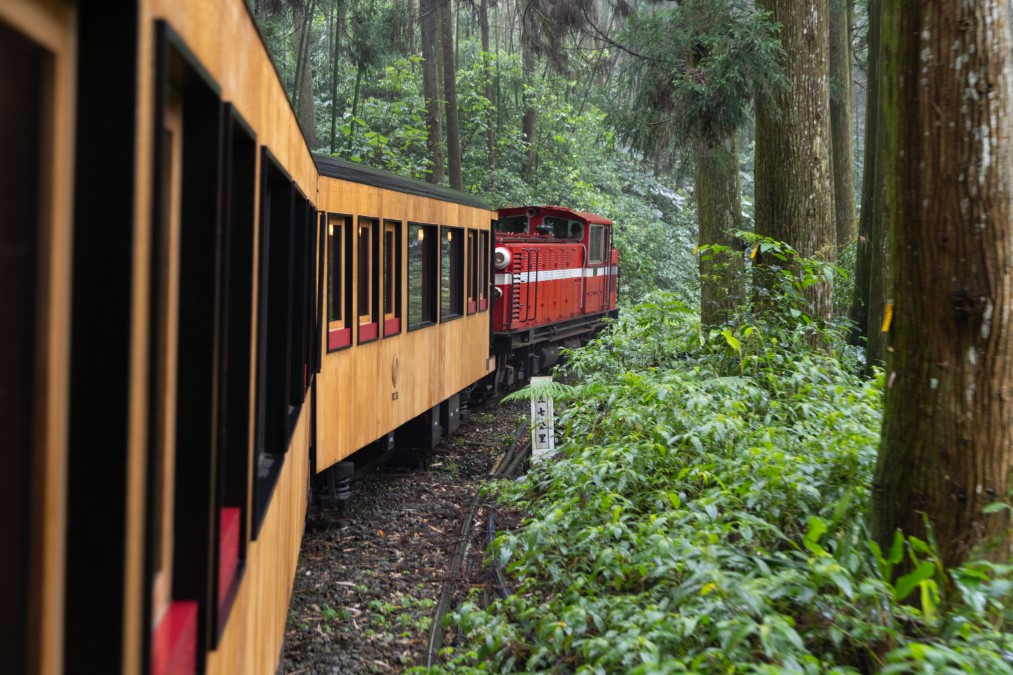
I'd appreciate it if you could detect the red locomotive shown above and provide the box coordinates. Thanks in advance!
[490,206,620,390]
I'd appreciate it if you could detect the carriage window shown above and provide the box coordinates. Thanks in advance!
[327,214,352,350]
[382,220,402,336]
[214,107,256,633]
[408,223,437,329]
[0,23,44,671]
[441,226,464,320]
[467,229,478,314]
[478,230,490,311]
[357,217,379,343]
[150,84,183,638]
[589,224,605,264]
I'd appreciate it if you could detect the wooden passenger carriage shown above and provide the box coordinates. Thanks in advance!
[0,1,494,674]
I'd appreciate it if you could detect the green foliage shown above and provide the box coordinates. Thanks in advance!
[434,292,1013,673]
[254,1,700,306]
[608,0,786,160]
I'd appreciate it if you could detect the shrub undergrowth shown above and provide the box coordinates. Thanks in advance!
[431,288,1013,673]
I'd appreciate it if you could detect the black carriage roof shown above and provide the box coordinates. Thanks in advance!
[314,155,492,211]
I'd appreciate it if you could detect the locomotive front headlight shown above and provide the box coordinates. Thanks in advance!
[494,246,512,269]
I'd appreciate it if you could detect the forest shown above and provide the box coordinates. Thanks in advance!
[254,0,1013,670]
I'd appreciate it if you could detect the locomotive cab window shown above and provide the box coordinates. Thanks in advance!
[382,220,402,336]
[495,215,527,234]
[545,216,581,240]
[357,217,380,343]
[327,214,353,351]
[441,226,464,321]
[589,223,605,264]
[407,223,437,330]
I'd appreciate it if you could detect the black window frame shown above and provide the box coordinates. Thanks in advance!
[146,22,225,672]
[356,216,380,344]
[407,222,438,331]
[253,146,307,535]
[478,229,490,311]
[0,21,44,674]
[466,228,478,315]
[440,225,464,321]
[326,213,354,352]
[212,104,257,640]
[382,219,403,337]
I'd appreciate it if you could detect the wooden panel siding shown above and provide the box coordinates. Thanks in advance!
[205,409,310,675]
[316,178,495,469]
[147,0,316,196]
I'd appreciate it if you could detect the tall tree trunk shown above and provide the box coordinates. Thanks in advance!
[480,0,495,168]
[521,1,538,182]
[440,0,463,190]
[849,0,876,348]
[329,0,345,154]
[293,0,317,148]
[754,0,835,323]
[871,1,1013,570]
[829,0,855,253]
[420,0,445,183]
[849,0,888,369]
[697,132,744,327]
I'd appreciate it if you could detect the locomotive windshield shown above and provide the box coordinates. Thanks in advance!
[496,216,528,233]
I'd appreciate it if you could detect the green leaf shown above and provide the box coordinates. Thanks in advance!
[888,529,905,564]
[894,561,935,602]
[804,516,827,544]
[908,535,931,556]
[720,328,741,353]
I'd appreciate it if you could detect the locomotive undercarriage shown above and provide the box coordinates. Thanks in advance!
[490,309,619,393]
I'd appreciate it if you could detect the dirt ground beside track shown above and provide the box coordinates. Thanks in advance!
[281,399,526,674]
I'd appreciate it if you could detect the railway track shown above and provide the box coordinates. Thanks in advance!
[423,423,531,667]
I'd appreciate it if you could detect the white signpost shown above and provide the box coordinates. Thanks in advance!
[529,376,555,460]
